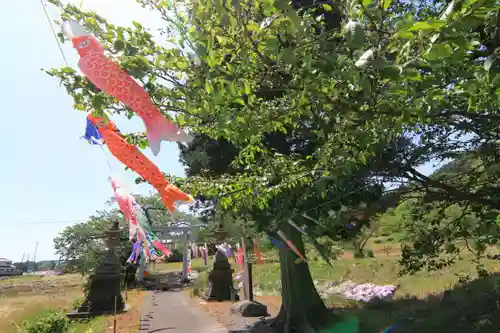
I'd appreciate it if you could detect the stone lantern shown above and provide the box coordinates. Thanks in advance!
[202,249,239,302]
[214,225,228,242]
[68,221,125,318]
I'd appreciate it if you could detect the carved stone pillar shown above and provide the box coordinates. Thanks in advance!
[68,223,125,318]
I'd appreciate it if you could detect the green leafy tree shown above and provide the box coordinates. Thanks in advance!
[379,154,499,274]
[46,0,500,331]
[53,194,191,273]
[34,260,58,271]
[178,134,390,331]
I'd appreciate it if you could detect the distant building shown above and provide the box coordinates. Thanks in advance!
[0,258,22,276]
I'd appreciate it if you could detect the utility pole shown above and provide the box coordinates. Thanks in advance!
[32,241,39,263]
[27,241,39,273]
[25,254,31,273]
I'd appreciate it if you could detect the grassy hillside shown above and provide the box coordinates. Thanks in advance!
[184,246,500,333]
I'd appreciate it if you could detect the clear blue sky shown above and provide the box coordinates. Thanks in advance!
[0,1,439,263]
[0,0,184,262]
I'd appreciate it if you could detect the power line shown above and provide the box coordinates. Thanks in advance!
[38,0,69,66]
[18,207,175,226]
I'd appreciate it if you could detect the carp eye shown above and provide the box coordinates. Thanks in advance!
[77,39,90,49]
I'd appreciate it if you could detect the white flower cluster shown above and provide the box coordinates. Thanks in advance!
[323,280,397,302]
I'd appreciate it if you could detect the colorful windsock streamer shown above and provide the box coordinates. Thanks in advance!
[277,230,307,262]
[237,243,245,271]
[86,114,193,214]
[268,233,286,249]
[62,20,192,156]
[203,243,208,265]
[288,219,332,266]
[378,324,396,333]
[109,177,137,240]
[253,237,263,264]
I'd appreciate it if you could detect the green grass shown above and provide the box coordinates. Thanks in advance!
[249,254,500,332]
[0,273,82,284]
[6,295,107,333]
[67,317,107,333]
[0,273,109,333]
[185,253,495,298]
[251,255,500,297]
[8,251,499,332]
[190,251,500,298]
[154,257,208,272]
[0,275,40,284]
[3,261,205,333]
[13,307,108,333]
[188,249,500,333]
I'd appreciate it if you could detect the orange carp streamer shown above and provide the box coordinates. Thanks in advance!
[62,20,192,156]
[88,114,193,213]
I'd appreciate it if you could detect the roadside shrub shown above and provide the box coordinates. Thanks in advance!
[190,271,209,297]
[196,266,209,274]
[72,297,83,309]
[166,249,183,262]
[17,311,70,333]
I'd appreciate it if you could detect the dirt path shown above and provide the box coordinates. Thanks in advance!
[139,289,227,333]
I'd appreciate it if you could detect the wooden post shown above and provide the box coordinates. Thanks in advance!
[241,236,254,301]
[181,232,190,281]
[203,243,208,266]
[113,296,117,333]
[244,261,254,301]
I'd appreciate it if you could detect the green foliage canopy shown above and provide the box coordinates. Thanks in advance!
[46,0,500,273]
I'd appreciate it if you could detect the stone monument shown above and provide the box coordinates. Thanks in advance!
[230,251,268,317]
[68,222,125,318]
[202,249,239,302]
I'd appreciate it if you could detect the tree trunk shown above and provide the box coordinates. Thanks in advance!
[352,240,364,258]
[271,223,333,333]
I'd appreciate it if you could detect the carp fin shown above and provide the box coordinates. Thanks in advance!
[144,116,193,156]
[157,187,176,215]
[158,184,193,214]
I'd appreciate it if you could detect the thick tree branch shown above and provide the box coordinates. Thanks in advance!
[404,167,500,210]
